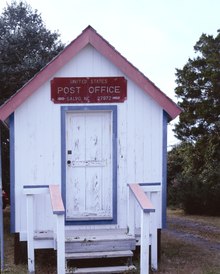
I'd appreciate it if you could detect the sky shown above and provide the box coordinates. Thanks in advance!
[0,0,220,147]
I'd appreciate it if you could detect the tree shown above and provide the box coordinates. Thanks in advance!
[174,30,220,142]
[0,1,64,194]
[168,137,220,215]
[0,0,64,105]
[171,30,220,215]
[167,142,188,207]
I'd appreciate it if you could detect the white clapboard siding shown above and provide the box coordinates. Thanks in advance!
[14,44,163,233]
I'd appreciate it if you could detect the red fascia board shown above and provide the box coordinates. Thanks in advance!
[0,29,90,121]
[0,26,181,121]
[88,28,181,119]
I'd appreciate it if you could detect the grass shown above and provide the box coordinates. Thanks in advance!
[1,207,220,273]
[167,208,220,228]
[156,231,220,274]
[2,207,56,273]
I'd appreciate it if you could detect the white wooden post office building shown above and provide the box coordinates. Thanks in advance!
[0,26,181,273]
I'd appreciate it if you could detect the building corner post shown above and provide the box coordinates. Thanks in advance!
[0,122,4,271]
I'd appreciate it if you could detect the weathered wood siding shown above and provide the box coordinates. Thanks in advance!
[13,45,163,235]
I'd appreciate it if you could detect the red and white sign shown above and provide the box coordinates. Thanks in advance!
[51,77,127,104]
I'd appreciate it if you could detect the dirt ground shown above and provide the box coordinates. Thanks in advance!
[2,208,220,273]
[166,213,220,252]
[154,209,220,274]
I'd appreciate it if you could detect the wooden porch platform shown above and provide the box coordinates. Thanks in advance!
[34,228,136,243]
[34,228,142,250]
[34,228,142,246]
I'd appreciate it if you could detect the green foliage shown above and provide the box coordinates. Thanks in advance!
[167,143,186,207]
[174,30,220,142]
[168,139,220,215]
[0,0,64,104]
[170,30,220,216]
[0,1,64,193]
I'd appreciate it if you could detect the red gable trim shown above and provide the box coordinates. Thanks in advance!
[0,29,90,121]
[0,26,181,121]
[88,28,181,119]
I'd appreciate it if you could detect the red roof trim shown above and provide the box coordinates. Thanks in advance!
[0,26,181,121]
[87,28,181,119]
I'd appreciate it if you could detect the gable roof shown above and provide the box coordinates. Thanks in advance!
[0,25,181,121]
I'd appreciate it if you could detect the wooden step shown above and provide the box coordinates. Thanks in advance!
[65,250,133,260]
[65,233,136,253]
[66,265,136,273]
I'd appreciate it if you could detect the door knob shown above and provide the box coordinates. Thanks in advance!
[67,160,71,165]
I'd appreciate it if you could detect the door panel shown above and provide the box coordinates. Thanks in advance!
[66,111,112,221]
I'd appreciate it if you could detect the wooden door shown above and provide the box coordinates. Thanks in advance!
[65,111,113,221]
